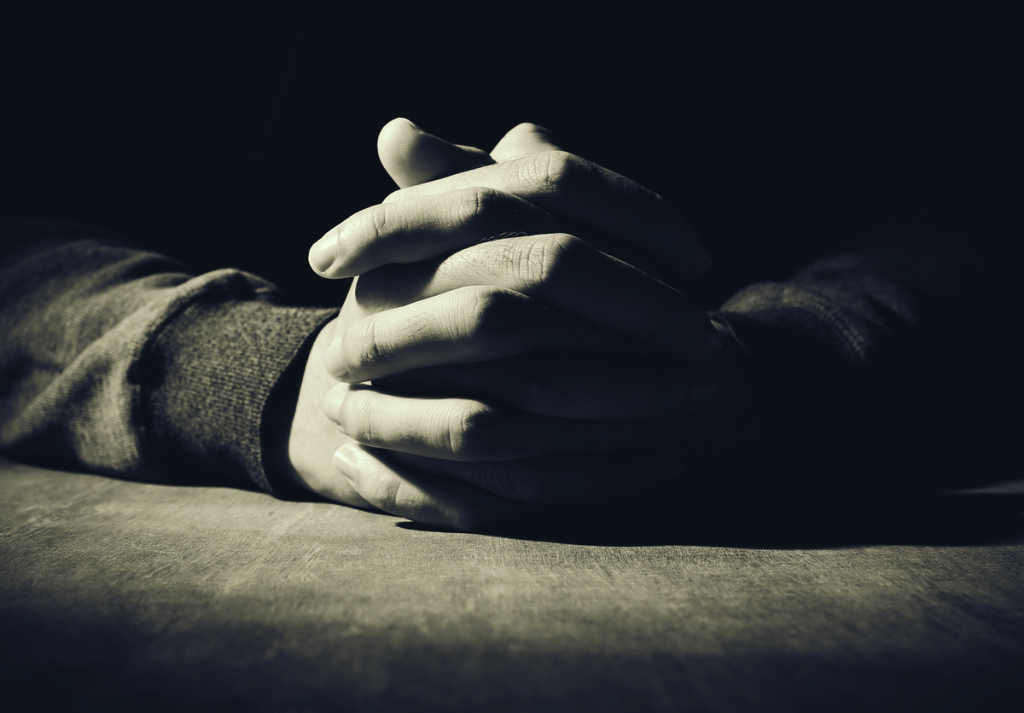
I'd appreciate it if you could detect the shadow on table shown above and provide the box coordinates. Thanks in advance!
[399,487,1024,549]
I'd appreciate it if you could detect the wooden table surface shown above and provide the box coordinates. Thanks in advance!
[2,455,1022,712]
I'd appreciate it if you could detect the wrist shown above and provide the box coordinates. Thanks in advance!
[281,317,374,509]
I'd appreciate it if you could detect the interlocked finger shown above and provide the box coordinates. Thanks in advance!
[333,444,527,532]
[374,351,715,420]
[331,442,685,530]
[325,384,676,462]
[348,234,720,363]
[325,285,660,383]
[311,186,664,281]
[381,151,712,285]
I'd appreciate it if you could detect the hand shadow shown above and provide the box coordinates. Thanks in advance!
[398,471,1024,549]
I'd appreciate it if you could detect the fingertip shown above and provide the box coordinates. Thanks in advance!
[377,117,420,155]
[390,117,418,132]
[337,446,524,532]
[377,118,423,189]
[309,227,341,277]
[333,442,361,482]
[327,443,382,512]
[490,122,565,161]
[378,117,418,138]
[322,336,351,382]
[378,117,493,188]
[323,383,347,423]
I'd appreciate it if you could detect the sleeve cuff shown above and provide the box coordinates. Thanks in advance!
[140,269,337,495]
[709,282,895,481]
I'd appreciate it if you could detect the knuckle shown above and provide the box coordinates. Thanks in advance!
[368,472,402,514]
[522,233,581,289]
[523,150,576,194]
[446,401,502,461]
[365,203,390,240]
[341,317,390,378]
[451,187,503,230]
[541,150,575,192]
[449,188,483,229]
[336,389,381,444]
[455,286,515,341]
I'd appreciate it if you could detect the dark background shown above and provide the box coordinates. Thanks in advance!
[2,0,1018,308]
[1,0,1020,489]
[1,7,1022,710]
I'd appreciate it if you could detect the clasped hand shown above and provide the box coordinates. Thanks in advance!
[289,120,735,531]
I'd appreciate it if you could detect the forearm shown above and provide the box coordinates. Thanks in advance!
[711,204,1008,486]
[0,217,335,492]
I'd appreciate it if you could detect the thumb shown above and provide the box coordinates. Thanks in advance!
[489,122,564,162]
[377,118,493,188]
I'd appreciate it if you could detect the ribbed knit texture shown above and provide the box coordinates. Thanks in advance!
[0,218,336,494]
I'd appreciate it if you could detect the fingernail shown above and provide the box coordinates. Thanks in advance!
[309,229,339,275]
[333,443,360,482]
[323,384,347,422]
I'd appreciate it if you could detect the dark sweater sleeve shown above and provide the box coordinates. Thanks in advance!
[0,217,337,494]
[710,204,1013,488]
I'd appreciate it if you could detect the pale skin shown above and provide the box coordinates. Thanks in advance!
[285,120,764,531]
